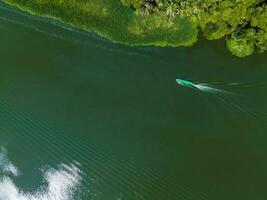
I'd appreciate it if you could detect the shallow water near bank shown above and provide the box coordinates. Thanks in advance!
[0,2,267,200]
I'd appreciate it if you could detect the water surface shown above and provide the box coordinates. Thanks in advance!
[0,2,267,200]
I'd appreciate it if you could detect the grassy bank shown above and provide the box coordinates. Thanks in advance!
[1,0,198,47]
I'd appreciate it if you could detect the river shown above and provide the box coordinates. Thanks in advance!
[0,1,267,200]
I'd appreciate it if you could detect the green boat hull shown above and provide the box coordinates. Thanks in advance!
[176,79,195,87]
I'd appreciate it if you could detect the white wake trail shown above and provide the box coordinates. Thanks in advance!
[194,84,226,94]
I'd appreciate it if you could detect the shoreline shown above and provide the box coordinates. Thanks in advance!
[1,0,198,48]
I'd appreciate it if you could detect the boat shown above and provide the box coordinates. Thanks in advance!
[176,78,195,87]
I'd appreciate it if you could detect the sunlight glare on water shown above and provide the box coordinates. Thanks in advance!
[0,147,82,200]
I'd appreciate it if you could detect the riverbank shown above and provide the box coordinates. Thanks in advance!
[1,0,266,58]
[1,0,198,47]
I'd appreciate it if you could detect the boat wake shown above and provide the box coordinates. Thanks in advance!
[176,79,267,122]
[194,83,228,94]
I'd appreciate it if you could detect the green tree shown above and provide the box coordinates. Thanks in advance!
[123,0,267,57]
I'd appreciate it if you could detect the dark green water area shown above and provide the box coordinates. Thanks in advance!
[0,2,267,200]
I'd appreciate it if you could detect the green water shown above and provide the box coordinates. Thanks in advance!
[0,2,267,200]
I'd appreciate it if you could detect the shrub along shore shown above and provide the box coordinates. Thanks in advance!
[2,0,266,57]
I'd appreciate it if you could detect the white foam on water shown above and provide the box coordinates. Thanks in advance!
[176,80,227,94]
[0,147,82,200]
[194,83,232,95]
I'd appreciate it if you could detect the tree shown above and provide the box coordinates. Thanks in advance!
[122,0,267,57]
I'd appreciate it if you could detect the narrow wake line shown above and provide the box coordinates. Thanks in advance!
[0,15,148,58]
[177,79,267,92]
[0,1,158,54]
[194,84,229,94]
[176,79,232,94]
[0,147,82,200]
[207,81,267,89]
[0,1,107,41]
[176,79,267,123]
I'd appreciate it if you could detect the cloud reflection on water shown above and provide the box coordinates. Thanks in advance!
[0,147,82,200]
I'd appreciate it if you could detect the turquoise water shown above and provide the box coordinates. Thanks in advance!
[0,1,267,200]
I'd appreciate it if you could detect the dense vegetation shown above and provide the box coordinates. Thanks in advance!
[122,0,267,57]
[2,0,267,57]
[1,0,197,46]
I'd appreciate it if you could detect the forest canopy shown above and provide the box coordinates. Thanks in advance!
[122,0,267,57]
[2,0,267,57]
